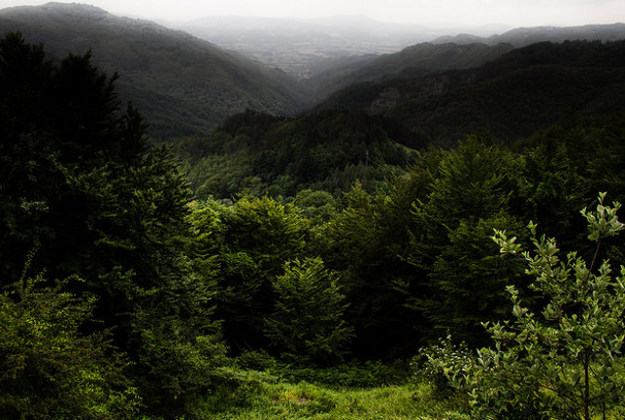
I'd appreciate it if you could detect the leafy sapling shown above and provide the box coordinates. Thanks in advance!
[485,193,625,420]
[422,193,625,420]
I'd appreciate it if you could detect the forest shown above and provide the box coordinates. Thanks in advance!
[1,31,625,419]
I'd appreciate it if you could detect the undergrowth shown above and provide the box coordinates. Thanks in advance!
[185,363,468,420]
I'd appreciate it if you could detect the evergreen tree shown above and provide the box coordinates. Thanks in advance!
[417,214,526,344]
[0,33,225,417]
[409,137,525,345]
[326,181,424,358]
[217,196,310,351]
[265,257,353,364]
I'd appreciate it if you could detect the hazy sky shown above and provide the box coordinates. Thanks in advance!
[2,0,624,26]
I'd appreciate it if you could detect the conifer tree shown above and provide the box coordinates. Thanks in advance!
[409,137,524,345]
[0,33,226,416]
[265,257,353,363]
[217,196,310,351]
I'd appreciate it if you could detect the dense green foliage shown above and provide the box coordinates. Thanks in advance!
[265,257,353,363]
[0,32,225,418]
[213,196,311,351]
[175,109,415,199]
[407,137,525,345]
[0,274,141,419]
[421,194,625,419]
[2,31,625,419]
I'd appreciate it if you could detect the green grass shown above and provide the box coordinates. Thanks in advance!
[187,369,468,420]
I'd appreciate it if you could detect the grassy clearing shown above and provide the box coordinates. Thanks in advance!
[188,369,467,420]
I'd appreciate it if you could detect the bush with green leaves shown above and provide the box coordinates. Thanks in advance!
[420,193,625,420]
[0,274,141,419]
[415,336,475,399]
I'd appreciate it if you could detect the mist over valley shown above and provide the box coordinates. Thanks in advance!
[1,2,623,140]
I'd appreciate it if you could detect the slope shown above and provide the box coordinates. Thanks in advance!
[318,40,625,148]
[174,109,415,199]
[306,23,625,104]
[304,42,515,103]
[0,2,307,139]
[433,23,625,46]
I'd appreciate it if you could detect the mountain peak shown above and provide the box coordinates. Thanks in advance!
[42,2,109,14]
[0,2,112,22]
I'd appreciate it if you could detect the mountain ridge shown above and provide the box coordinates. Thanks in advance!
[0,2,308,139]
[306,22,625,101]
[3,3,624,142]
[317,40,625,148]
[433,23,625,46]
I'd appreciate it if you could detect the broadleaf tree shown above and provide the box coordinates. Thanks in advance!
[423,193,625,420]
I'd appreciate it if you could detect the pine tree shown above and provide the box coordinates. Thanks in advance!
[409,137,524,345]
[0,33,226,417]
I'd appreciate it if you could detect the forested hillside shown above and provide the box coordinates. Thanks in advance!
[433,22,625,46]
[1,15,625,420]
[299,23,624,103]
[0,2,307,139]
[3,3,623,145]
[175,41,625,200]
[303,42,515,102]
[319,40,625,147]
[174,109,415,199]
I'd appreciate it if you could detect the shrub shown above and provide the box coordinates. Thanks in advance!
[0,274,141,419]
[420,193,625,420]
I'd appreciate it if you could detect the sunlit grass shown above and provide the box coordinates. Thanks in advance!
[190,370,468,420]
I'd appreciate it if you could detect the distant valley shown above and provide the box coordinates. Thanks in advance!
[172,16,625,81]
[170,15,470,79]
[1,2,624,142]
